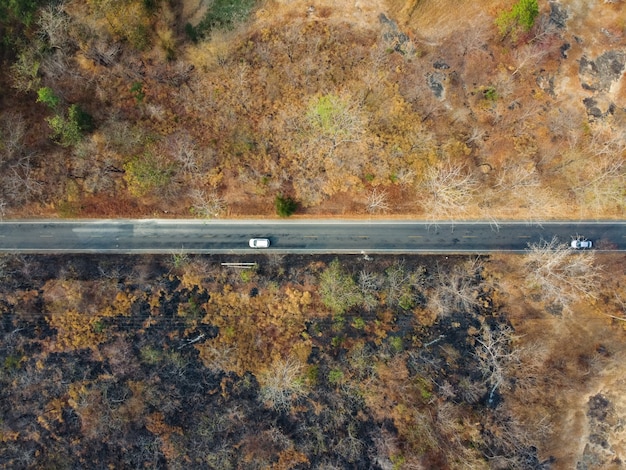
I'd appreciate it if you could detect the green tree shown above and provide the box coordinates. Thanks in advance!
[275,194,297,217]
[11,46,42,92]
[496,0,539,38]
[46,104,93,147]
[319,259,362,314]
[36,86,60,109]
[0,0,48,55]
[123,153,175,197]
[306,93,364,150]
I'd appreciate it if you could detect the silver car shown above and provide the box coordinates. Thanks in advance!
[249,238,270,248]
[571,238,592,249]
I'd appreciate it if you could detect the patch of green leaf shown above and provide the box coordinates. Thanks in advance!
[319,259,362,314]
[47,104,94,147]
[123,152,175,197]
[328,368,344,385]
[496,0,539,38]
[275,194,297,217]
[186,0,256,41]
[130,81,145,103]
[36,86,59,109]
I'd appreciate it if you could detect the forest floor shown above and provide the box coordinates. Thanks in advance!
[0,251,625,468]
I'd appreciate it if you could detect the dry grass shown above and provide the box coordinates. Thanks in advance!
[3,0,625,221]
[389,0,508,39]
[495,252,626,467]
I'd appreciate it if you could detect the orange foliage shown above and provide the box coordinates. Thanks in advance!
[47,309,106,351]
[272,448,309,470]
[197,287,313,375]
[146,412,183,461]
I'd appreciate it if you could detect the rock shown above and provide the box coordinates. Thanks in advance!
[433,60,450,70]
[536,73,555,97]
[508,100,521,110]
[379,13,410,53]
[577,394,623,470]
[549,1,568,29]
[579,50,626,92]
[427,72,446,99]
[587,394,610,422]
[583,96,616,119]
[560,43,570,59]
[378,12,394,27]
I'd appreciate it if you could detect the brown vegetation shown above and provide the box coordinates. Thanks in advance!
[0,251,624,467]
[1,0,625,467]
[0,0,623,219]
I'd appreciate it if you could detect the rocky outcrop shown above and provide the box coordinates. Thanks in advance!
[576,393,625,469]
[549,1,569,29]
[579,50,626,119]
[379,13,410,53]
[579,51,626,92]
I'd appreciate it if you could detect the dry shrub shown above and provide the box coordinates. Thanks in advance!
[523,236,602,311]
[257,356,306,411]
[197,287,313,375]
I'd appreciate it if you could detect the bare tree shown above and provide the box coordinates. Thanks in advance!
[511,43,548,77]
[357,270,382,311]
[570,130,626,215]
[360,38,390,99]
[190,189,226,219]
[494,160,541,193]
[37,4,72,51]
[573,154,624,214]
[482,403,545,470]
[0,113,26,163]
[84,40,121,68]
[524,236,601,310]
[3,155,43,205]
[40,49,74,82]
[334,425,364,463]
[423,161,478,221]
[358,270,383,294]
[465,126,487,148]
[474,324,520,406]
[456,16,490,58]
[366,188,390,214]
[258,357,306,412]
[167,133,200,174]
[430,257,486,316]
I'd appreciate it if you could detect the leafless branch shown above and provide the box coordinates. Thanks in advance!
[524,236,602,310]
[424,162,478,220]
[474,325,520,406]
[366,188,390,214]
[190,189,226,219]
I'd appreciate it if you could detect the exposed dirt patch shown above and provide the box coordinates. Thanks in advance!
[265,0,386,29]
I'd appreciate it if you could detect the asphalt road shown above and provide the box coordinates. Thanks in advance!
[0,220,623,254]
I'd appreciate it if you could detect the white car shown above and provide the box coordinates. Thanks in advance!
[249,238,270,248]
[571,238,592,249]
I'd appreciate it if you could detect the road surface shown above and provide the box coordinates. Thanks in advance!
[0,220,623,254]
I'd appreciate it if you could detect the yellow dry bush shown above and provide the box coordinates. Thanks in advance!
[36,396,66,433]
[112,291,136,316]
[184,28,240,71]
[273,449,309,470]
[180,271,204,291]
[85,0,153,50]
[197,287,312,375]
[47,309,106,351]
[146,412,183,461]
